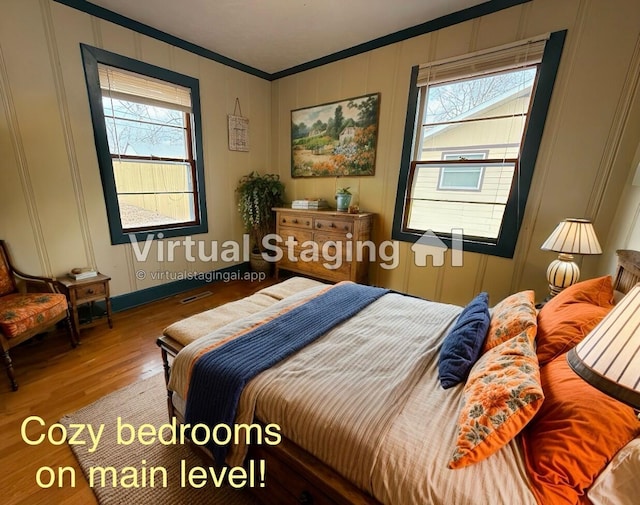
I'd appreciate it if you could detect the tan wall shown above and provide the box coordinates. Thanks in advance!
[598,140,640,277]
[594,33,640,276]
[0,0,271,296]
[271,0,640,305]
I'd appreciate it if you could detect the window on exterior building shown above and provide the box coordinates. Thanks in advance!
[81,45,207,244]
[393,31,566,257]
[438,152,487,191]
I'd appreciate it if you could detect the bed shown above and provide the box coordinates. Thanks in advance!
[157,250,640,505]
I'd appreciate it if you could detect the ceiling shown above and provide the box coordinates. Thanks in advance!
[87,0,488,75]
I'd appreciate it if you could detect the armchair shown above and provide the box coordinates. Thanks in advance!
[0,240,77,391]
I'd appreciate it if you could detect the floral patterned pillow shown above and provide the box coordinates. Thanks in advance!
[482,290,537,353]
[449,330,544,469]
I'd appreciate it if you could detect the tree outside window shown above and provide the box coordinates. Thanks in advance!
[81,45,207,244]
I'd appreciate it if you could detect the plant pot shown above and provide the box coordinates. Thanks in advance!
[250,251,273,276]
[335,193,352,212]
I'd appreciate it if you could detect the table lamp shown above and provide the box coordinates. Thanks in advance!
[541,218,602,297]
[567,283,640,411]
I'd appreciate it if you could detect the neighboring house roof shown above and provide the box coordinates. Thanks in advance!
[423,84,533,140]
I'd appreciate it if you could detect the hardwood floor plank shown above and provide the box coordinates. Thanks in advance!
[0,278,274,505]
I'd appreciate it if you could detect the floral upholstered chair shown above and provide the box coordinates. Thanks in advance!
[0,240,77,391]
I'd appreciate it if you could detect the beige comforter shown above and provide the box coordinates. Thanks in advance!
[169,285,536,505]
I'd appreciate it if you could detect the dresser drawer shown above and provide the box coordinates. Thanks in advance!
[314,218,353,235]
[314,233,350,256]
[74,282,106,300]
[314,232,350,246]
[279,214,313,229]
[278,226,313,246]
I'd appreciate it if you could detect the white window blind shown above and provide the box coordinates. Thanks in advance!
[98,64,192,113]
[417,35,549,86]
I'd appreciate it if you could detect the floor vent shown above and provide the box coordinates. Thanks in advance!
[180,291,212,304]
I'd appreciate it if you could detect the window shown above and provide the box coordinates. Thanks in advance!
[81,45,207,244]
[438,152,487,191]
[393,31,566,257]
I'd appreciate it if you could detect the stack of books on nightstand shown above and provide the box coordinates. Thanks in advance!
[291,199,329,210]
[67,268,98,280]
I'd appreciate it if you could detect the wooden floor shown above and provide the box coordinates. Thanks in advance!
[0,278,275,505]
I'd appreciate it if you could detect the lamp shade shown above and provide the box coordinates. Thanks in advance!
[541,218,602,255]
[567,284,640,409]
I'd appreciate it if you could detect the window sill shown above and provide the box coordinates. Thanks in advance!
[391,228,515,259]
[110,222,208,245]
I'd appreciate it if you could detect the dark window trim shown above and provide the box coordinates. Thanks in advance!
[81,44,208,244]
[392,30,567,258]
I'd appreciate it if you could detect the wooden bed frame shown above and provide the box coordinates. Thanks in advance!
[157,334,380,505]
[156,249,640,505]
[614,249,640,294]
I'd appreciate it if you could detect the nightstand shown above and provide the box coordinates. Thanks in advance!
[56,273,113,339]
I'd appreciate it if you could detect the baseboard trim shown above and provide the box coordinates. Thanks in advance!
[110,262,252,312]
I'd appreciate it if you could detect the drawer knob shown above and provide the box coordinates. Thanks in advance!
[282,218,287,223]
[344,225,349,231]
[306,221,310,225]
[330,223,336,228]
[87,289,94,294]
[298,491,313,505]
[316,223,322,228]
[293,219,298,224]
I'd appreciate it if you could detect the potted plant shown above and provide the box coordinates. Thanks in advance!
[236,171,285,274]
[335,187,352,212]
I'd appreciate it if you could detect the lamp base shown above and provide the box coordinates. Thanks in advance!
[547,253,580,297]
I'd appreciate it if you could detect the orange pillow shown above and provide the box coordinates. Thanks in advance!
[536,305,610,366]
[541,275,614,313]
[482,290,537,352]
[449,330,544,469]
[521,354,640,505]
[536,276,614,366]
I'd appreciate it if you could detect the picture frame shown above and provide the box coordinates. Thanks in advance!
[291,92,380,177]
[228,114,249,152]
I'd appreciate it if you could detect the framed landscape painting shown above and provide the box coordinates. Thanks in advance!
[291,93,380,177]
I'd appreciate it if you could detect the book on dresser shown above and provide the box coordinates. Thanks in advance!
[291,199,329,210]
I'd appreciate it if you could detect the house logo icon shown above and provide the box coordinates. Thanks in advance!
[411,229,464,267]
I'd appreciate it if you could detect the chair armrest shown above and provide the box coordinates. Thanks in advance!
[11,268,61,293]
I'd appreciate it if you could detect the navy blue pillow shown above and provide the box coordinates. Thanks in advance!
[438,292,490,389]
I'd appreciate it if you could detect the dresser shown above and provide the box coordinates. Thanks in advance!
[273,208,375,284]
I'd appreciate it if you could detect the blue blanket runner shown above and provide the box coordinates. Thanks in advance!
[184,282,389,464]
